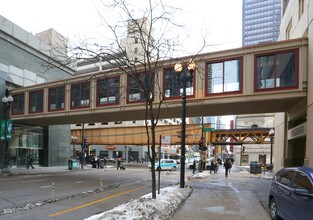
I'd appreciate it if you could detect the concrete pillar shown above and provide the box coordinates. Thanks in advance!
[305,1,313,166]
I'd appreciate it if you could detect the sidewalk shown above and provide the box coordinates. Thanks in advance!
[2,162,148,176]
[172,166,272,220]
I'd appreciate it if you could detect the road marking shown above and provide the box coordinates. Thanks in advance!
[49,185,146,217]
[40,185,52,189]
[0,177,26,181]
[21,179,47,183]
[75,181,84,184]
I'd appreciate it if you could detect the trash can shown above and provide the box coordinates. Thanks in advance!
[255,163,262,174]
[250,161,262,174]
[68,159,80,170]
[250,161,257,174]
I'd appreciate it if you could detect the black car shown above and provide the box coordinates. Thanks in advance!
[268,167,313,220]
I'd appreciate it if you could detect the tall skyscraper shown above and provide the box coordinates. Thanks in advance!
[242,0,281,46]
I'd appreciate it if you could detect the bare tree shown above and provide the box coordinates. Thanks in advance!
[39,0,205,199]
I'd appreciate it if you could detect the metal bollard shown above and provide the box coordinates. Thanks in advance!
[100,177,103,190]
[51,183,55,201]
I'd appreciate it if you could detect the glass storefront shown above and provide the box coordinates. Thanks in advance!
[8,124,44,167]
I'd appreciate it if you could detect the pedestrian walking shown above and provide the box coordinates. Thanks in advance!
[27,155,34,169]
[224,160,232,178]
[117,158,121,170]
[192,160,196,174]
[96,156,102,168]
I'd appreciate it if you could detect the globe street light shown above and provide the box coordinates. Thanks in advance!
[269,128,275,171]
[71,136,77,158]
[174,60,195,188]
[2,88,13,173]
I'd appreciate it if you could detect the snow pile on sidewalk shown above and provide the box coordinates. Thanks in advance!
[85,185,192,220]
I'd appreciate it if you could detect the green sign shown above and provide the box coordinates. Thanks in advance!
[200,125,214,132]
[0,120,5,140]
[203,127,215,132]
[0,120,13,140]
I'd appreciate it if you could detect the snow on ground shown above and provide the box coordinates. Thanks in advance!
[85,172,210,220]
[85,185,191,220]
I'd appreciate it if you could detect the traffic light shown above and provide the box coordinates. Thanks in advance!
[83,138,89,152]
[242,146,245,153]
[199,138,208,151]
[199,138,204,151]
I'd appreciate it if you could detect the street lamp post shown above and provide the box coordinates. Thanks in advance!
[174,60,195,188]
[269,128,274,171]
[2,88,13,173]
[71,136,77,158]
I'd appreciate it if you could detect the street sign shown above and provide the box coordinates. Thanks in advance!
[161,135,171,145]
[203,127,214,132]
[0,120,5,140]
[6,120,13,139]
[0,120,13,140]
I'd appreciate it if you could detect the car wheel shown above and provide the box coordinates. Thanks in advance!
[269,198,281,220]
[172,166,177,171]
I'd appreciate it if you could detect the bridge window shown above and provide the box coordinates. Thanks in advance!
[29,90,43,113]
[97,76,119,106]
[71,82,90,109]
[127,72,153,102]
[164,67,194,98]
[255,49,298,91]
[12,93,24,115]
[48,86,65,111]
[206,58,242,95]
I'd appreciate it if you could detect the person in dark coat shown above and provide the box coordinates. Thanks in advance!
[210,160,215,174]
[96,156,102,168]
[192,160,196,174]
[27,155,34,169]
[224,160,232,178]
[117,158,121,170]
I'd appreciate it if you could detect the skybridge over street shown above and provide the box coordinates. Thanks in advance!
[10,38,308,128]
[70,124,273,146]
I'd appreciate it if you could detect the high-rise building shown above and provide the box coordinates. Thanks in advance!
[242,0,281,46]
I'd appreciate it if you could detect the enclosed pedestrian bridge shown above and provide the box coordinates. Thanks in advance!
[10,38,308,126]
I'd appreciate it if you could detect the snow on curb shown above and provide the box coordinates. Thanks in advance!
[85,185,192,220]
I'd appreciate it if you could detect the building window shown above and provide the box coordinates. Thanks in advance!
[48,86,65,111]
[164,67,194,98]
[299,0,304,19]
[97,76,119,106]
[286,19,292,39]
[206,58,242,95]
[128,72,153,102]
[12,93,24,115]
[71,81,90,109]
[29,90,43,113]
[255,49,298,91]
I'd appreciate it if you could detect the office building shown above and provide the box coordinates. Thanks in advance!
[242,0,281,46]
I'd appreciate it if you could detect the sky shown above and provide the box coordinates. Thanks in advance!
[0,0,242,56]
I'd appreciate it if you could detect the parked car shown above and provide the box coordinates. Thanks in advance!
[268,166,313,220]
[148,159,177,171]
[104,157,116,163]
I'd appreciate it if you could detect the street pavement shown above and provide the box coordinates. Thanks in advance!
[1,163,273,220]
[172,165,273,220]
